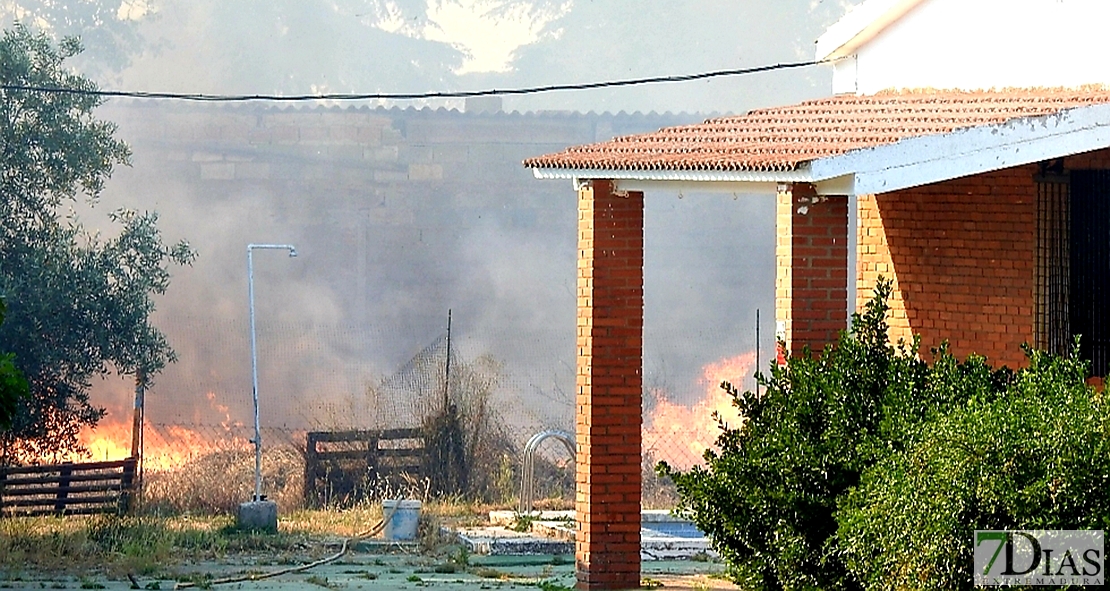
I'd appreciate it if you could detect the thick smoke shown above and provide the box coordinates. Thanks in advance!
[12,0,863,446]
[81,102,776,442]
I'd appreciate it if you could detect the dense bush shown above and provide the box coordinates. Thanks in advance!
[661,279,1109,590]
[837,347,1110,590]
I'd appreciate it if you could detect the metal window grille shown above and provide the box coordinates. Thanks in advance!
[1035,174,1071,356]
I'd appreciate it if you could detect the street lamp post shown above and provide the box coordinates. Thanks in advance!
[247,243,297,502]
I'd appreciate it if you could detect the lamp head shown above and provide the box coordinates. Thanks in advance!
[288,247,297,258]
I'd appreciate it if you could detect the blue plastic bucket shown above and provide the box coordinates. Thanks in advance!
[382,499,421,541]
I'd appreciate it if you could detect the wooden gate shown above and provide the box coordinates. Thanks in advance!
[0,458,137,517]
[303,428,424,507]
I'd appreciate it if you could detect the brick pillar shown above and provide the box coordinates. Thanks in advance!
[576,179,643,590]
[775,183,849,357]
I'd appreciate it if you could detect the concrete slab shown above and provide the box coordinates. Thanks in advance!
[461,509,718,561]
[6,545,732,590]
[641,531,714,561]
[455,525,575,556]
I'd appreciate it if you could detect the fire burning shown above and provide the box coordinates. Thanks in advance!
[75,391,251,471]
[77,421,255,471]
[642,352,756,470]
[79,421,135,463]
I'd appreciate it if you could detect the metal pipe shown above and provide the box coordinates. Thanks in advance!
[518,429,575,514]
[443,309,452,410]
[247,243,297,502]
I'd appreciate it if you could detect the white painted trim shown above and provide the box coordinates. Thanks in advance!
[530,167,812,184]
[810,102,1110,194]
[609,179,782,195]
[816,0,928,61]
[534,176,855,198]
[570,176,855,197]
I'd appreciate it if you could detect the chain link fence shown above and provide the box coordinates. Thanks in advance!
[113,327,757,513]
[62,102,776,513]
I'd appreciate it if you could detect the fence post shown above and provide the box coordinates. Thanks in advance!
[304,432,319,507]
[120,458,137,514]
[366,433,380,494]
[54,464,73,515]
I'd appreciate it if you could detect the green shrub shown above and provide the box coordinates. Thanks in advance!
[836,346,1110,590]
[663,278,1110,589]
[659,279,1018,589]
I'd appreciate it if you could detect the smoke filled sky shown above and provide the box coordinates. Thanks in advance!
[5,1,865,443]
[21,0,866,114]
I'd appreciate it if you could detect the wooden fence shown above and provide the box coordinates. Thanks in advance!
[0,458,137,517]
[303,428,424,507]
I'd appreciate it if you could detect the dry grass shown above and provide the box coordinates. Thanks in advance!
[0,513,308,576]
[529,497,574,511]
[136,442,669,516]
[0,508,406,576]
[281,505,385,537]
[141,446,304,514]
[0,426,685,581]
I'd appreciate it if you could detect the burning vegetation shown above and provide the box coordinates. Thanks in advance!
[57,349,756,515]
[643,352,756,471]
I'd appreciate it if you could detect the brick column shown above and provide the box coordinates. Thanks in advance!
[576,179,643,590]
[775,183,849,357]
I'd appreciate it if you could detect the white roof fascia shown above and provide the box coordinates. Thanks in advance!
[605,175,855,197]
[530,167,814,196]
[609,180,783,196]
[808,102,1110,195]
[530,167,812,184]
[816,0,928,61]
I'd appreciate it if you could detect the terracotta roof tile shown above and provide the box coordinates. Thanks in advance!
[524,89,1110,173]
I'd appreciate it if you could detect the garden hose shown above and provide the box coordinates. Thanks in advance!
[171,502,401,589]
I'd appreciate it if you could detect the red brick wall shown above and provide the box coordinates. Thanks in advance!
[575,180,642,590]
[776,183,849,356]
[1064,147,1110,169]
[857,166,1038,368]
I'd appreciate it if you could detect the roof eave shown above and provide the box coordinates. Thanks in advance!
[811,101,1110,194]
[530,166,817,195]
[530,102,1110,197]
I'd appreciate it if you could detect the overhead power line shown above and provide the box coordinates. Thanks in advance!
[0,60,824,103]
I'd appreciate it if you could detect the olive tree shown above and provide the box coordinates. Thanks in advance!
[0,25,193,463]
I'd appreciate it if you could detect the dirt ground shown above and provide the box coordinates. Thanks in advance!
[3,552,739,591]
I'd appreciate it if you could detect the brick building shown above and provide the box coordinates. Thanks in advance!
[525,0,1110,587]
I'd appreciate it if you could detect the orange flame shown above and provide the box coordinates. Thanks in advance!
[643,352,755,470]
[74,391,251,471]
[77,421,255,471]
[78,421,135,463]
[206,391,241,431]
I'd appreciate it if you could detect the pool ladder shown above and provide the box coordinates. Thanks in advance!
[518,429,575,514]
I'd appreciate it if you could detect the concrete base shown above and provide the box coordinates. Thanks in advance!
[455,526,575,556]
[468,509,716,561]
[236,500,278,532]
